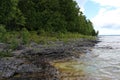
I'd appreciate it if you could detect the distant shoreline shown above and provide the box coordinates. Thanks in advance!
[99,35,120,36]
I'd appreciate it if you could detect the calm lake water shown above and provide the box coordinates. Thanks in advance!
[54,36,120,80]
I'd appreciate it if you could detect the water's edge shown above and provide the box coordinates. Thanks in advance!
[53,36,120,80]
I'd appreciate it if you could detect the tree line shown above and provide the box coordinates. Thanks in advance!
[0,0,98,36]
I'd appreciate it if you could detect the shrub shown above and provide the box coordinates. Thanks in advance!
[21,28,30,44]
[0,51,13,58]
[9,36,19,50]
[0,24,7,42]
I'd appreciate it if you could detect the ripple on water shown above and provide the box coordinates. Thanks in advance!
[53,36,120,80]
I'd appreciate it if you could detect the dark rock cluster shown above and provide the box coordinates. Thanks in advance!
[0,39,98,80]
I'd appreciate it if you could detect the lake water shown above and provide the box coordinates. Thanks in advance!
[54,36,120,80]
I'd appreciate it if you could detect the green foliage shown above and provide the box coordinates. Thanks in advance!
[21,28,30,44]
[0,0,25,30]
[9,35,19,50]
[0,25,6,33]
[0,0,98,36]
[0,51,13,58]
[0,25,7,42]
[0,0,98,50]
[0,27,19,50]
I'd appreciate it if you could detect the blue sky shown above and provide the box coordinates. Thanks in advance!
[84,0,100,19]
[75,0,120,35]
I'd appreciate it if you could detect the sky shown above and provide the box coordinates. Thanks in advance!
[75,0,120,35]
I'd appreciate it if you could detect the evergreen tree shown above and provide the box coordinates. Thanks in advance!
[0,0,98,36]
[59,0,80,32]
[0,0,25,30]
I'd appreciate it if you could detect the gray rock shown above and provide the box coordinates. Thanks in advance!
[12,50,24,56]
[15,45,26,50]
[2,69,15,78]
[0,38,98,80]
[0,57,24,78]
[17,64,41,73]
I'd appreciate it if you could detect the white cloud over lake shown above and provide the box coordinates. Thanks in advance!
[92,8,120,29]
[75,0,120,35]
[91,0,120,35]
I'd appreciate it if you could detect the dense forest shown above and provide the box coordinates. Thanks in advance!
[0,0,98,36]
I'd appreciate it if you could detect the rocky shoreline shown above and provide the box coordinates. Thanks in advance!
[0,39,99,80]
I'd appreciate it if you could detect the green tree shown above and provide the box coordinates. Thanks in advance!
[58,0,80,32]
[18,0,65,32]
[0,0,25,30]
[0,0,98,36]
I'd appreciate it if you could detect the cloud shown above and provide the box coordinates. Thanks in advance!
[75,0,88,12]
[92,8,120,28]
[98,28,120,35]
[91,0,120,8]
[91,0,120,35]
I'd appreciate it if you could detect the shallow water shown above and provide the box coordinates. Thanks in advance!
[53,36,120,80]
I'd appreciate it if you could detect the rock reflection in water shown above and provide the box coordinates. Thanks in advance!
[53,60,93,80]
